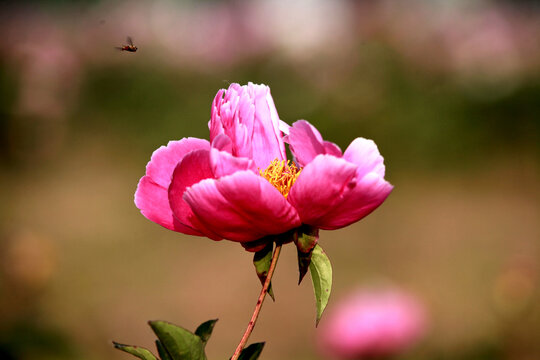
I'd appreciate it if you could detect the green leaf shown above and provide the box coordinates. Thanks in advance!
[194,319,218,345]
[237,342,265,360]
[148,321,206,360]
[113,342,158,360]
[253,242,275,301]
[156,340,172,360]
[309,244,332,327]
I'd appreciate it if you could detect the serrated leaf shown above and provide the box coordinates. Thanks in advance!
[194,319,218,345]
[156,340,172,360]
[113,342,158,360]
[309,244,332,327]
[148,321,206,360]
[253,242,275,301]
[237,342,265,360]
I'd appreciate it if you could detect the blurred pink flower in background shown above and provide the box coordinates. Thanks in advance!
[14,34,81,120]
[0,14,82,160]
[374,1,540,93]
[2,14,81,120]
[318,287,428,359]
[2,0,539,97]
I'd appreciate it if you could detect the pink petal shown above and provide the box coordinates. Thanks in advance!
[288,155,358,224]
[279,119,291,135]
[324,141,343,157]
[287,120,325,166]
[209,148,257,178]
[286,120,343,166]
[291,138,390,229]
[314,172,393,230]
[135,137,210,234]
[211,133,233,153]
[184,171,301,242]
[168,149,222,240]
[209,89,226,140]
[343,138,386,178]
[146,138,210,188]
[135,176,202,235]
[209,83,286,170]
[249,85,287,169]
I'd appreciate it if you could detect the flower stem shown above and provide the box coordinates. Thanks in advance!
[230,243,283,360]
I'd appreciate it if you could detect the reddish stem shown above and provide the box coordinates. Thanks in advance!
[230,243,283,360]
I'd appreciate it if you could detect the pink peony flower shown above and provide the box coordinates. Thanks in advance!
[135,82,393,245]
[318,288,428,359]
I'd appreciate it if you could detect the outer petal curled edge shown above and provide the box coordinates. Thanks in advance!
[135,138,210,235]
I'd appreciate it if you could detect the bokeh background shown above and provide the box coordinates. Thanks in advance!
[0,0,538,359]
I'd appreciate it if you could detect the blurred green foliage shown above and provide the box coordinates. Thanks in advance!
[69,48,539,174]
[0,316,77,360]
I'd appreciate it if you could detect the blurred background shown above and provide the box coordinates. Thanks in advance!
[0,0,538,359]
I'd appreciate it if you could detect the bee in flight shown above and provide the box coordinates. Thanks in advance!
[116,36,138,52]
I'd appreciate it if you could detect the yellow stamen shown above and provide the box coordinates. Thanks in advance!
[260,159,302,198]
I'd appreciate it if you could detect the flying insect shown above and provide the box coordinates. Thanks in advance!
[116,36,138,52]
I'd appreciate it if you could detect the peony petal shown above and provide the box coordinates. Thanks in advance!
[209,148,257,178]
[343,138,386,178]
[146,138,210,188]
[135,137,210,234]
[287,120,326,166]
[279,119,291,135]
[209,83,286,170]
[135,176,202,235]
[288,155,358,224]
[324,141,343,157]
[249,85,287,169]
[168,149,222,240]
[209,89,226,142]
[313,172,393,230]
[211,133,233,153]
[184,171,301,242]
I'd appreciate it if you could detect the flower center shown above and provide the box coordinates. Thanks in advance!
[260,159,302,198]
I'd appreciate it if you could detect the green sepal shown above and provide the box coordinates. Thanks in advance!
[194,319,218,345]
[295,226,319,253]
[295,226,319,284]
[156,340,172,360]
[253,242,275,301]
[297,249,312,285]
[309,244,332,327]
[236,342,265,360]
[148,320,206,360]
[113,342,158,360]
